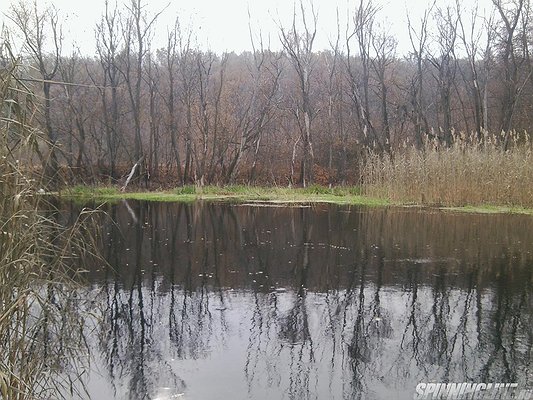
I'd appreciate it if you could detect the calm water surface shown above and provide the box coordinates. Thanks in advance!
[69,201,533,400]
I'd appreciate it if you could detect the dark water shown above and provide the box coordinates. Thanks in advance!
[70,201,533,400]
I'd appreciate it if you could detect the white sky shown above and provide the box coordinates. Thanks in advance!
[0,0,493,56]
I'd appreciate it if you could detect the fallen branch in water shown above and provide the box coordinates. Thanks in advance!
[121,199,138,223]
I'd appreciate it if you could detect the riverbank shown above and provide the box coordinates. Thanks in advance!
[60,185,533,215]
[62,185,387,205]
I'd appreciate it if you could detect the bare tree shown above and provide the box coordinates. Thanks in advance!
[428,5,459,146]
[324,13,342,174]
[9,0,62,186]
[161,18,183,182]
[95,0,123,179]
[225,22,282,184]
[492,0,525,147]
[193,51,228,186]
[145,49,160,180]
[346,0,381,152]
[120,0,163,184]
[59,51,90,171]
[176,27,197,184]
[279,0,318,187]
[407,2,434,147]
[370,25,396,153]
[457,1,488,138]
[248,51,283,183]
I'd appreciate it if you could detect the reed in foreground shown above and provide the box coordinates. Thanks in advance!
[1,44,94,399]
[362,132,533,208]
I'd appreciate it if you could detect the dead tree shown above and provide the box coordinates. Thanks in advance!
[225,23,282,184]
[145,50,160,179]
[324,13,342,175]
[9,1,62,186]
[161,18,183,182]
[370,26,396,154]
[59,51,90,171]
[428,5,458,146]
[407,3,434,148]
[492,0,525,147]
[279,0,318,187]
[120,0,162,185]
[176,27,196,184]
[95,0,123,179]
[193,51,227,186]
[346,0,384,152]
[457,1,487,138]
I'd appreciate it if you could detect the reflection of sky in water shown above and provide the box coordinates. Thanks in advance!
[68,202,533,400]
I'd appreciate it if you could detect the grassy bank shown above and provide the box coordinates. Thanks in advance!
[60,183,533,215]
[61,134,533,215]
[62,184,389,206]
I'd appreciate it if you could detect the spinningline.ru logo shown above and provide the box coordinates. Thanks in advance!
[413,382,533,399]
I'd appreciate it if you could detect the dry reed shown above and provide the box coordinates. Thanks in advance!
[362,131,533,208]
[1,41,94,399]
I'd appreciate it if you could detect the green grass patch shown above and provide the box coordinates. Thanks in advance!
[174,185,197,195]
[60,184,387,206]
[298,184,334,195]
[441,204,533,215]
[60,184,533,214]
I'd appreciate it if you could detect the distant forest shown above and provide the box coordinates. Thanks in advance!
[2,0,533,187]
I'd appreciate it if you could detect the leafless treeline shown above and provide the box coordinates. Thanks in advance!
[3,0,533,186]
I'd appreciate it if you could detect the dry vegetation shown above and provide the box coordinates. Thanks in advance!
[362,132,533,208]
[1,44,94,399]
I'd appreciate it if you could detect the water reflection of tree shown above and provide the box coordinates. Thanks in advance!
[96,203,187,400]
[281,209,317,400]
[242,207,318,399]
[344,256,369,399]
[168,203,214,361]
[480,254,533,383]
[343,210,395,399]
[83,202,533,398]
[244,205,283,392]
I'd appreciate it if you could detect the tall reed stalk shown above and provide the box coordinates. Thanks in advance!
[1,41,92,399]
[362,132,533,208]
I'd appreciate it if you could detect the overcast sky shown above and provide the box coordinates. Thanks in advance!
[0,0,493,56]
